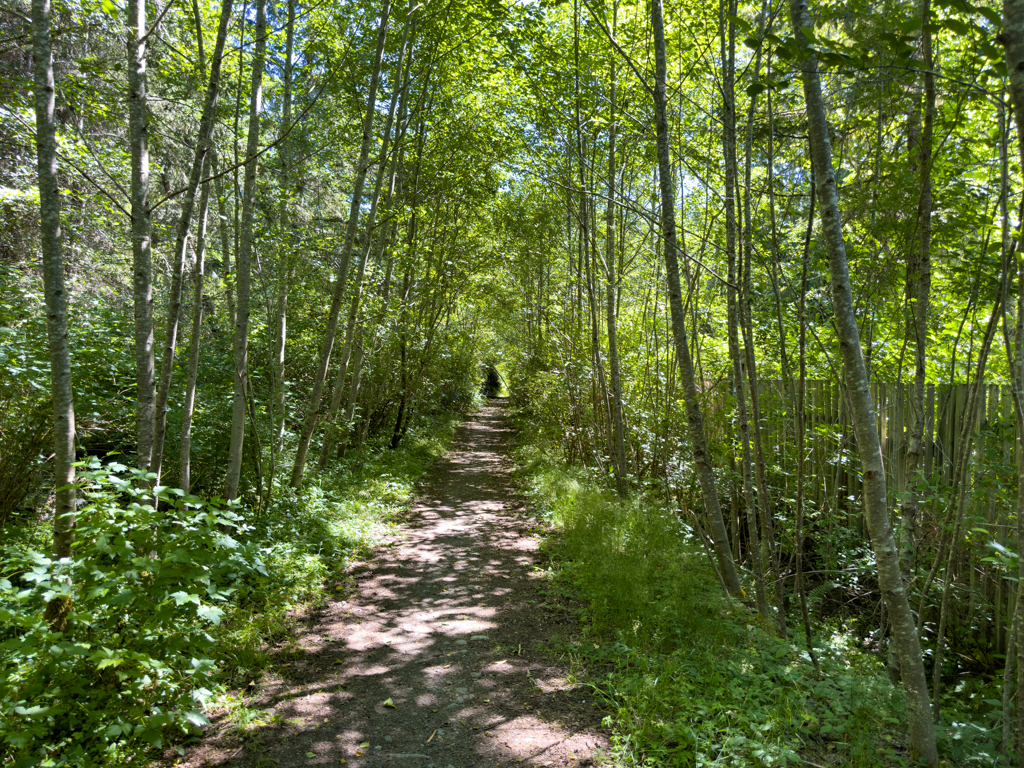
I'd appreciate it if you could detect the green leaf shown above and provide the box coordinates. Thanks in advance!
[977,5,1001,25]
[14,705,52,717]
[184,711,209,727]
[942,18,971,35]
[197,604,225,625]
[725,14,753,33]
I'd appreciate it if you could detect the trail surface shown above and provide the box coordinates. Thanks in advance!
[178,401,609,768]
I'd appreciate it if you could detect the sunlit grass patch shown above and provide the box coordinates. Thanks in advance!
[514,444,909,768]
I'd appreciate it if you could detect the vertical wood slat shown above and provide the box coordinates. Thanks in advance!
[743,381,1018,555]
[925,384,936,477]
[813,380,823,510]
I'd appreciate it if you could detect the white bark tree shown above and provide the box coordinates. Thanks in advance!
[31,0,76,565]
[790,0,937,761]
[226,0,271,500]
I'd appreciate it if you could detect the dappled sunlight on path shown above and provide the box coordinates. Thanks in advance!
[176,401,609,768]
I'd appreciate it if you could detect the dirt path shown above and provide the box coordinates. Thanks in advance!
[178,401,610,768]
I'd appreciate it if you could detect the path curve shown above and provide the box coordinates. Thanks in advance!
[181,401,609,768]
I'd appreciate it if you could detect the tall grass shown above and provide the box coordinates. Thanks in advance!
[515,445,909,768]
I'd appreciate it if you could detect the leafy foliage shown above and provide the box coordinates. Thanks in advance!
[0,411,459,766]
[0,461,261,765]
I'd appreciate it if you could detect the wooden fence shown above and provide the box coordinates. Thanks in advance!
[717,380,1022,529]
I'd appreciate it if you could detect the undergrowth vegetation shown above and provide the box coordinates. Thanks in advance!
[515,444,918,768]
[0,413,460,767]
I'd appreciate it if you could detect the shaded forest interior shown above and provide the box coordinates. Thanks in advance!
[5,0,1024,764]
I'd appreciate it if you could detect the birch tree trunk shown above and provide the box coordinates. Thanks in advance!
[225,0,270,500]
[212,152,236,328]
[320,4,412,466]
[272,0,296,456]
[128,0,155,473]
[31,0,76,561]
[150,0,235,480]
[651,0,741,596]
[179,159,212,492]
[605,23,628,499]
[178,0,211,492]
[290,0,392,487]
[790,0,936,761]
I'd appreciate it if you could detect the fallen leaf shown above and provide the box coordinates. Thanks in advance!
[356,752,363,757]
[359,742,370,748]
[383,697,396,708]
[305,752,316,758]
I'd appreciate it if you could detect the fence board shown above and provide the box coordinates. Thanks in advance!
[737,380,1021,524]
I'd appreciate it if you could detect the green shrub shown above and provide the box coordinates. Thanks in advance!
[0,460,264,767]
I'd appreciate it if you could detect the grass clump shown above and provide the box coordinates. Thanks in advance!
[515,445,909,768]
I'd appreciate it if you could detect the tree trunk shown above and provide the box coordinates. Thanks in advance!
[150,0,235,480]
[998,12,1024,758]
[320,4,413,466]
[225,0,270,500]
[790,0,936,762]
[128,0,155,473]
[290,0,393,487]
[719,0,766,616]
[271,0,297,457]
[179,158,212,492]
[212,152,235,328]
[604,16,627,499]
[31,0,76,561]
[178,0,212,492]
[740,4,787,636]
[930,302,1001,716]
[898,0,935,616]
[796,178,818,669]
[651,0,741,596]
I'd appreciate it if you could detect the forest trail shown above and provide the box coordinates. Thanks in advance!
[179,401,610,768]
